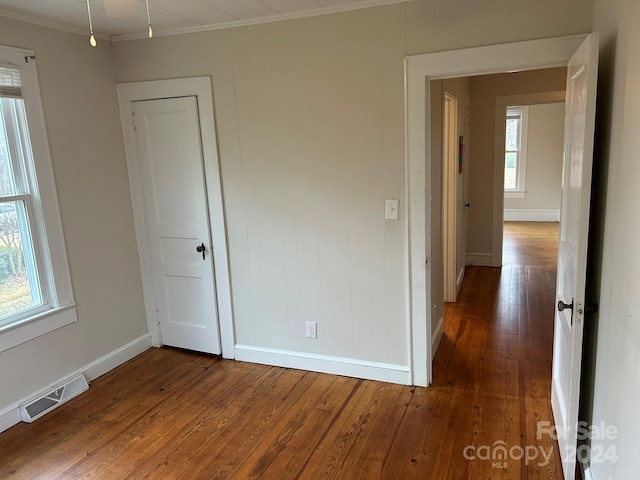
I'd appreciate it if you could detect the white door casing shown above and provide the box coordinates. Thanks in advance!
[132,97,221,354]
[117,77,235,359]
[443,92,458,302]
[461,95,470,281]
[406,34,589,387]
[551,33,599,480]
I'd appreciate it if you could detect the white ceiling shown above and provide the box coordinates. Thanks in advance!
[0,0,409,41]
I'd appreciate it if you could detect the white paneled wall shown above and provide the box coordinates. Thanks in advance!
[112,0,591,380]
[225,11,407,365]
[588,0,640,478]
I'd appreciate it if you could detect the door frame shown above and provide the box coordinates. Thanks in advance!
[116,77,235,359]
[405,34,588,386]
[443,92,458,302]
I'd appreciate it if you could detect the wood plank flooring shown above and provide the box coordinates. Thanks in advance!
[503,221,559,267]
[0,222,562,479]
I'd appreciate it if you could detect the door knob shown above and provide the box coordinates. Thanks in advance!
[196,243,206,260]
[464,203,471,208]
[557,299,573,312]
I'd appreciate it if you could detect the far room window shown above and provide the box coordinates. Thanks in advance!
[504,106,528,194]
[0,45,76,351]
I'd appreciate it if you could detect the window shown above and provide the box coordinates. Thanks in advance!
[0,45,76,351]
[504,106,528,195]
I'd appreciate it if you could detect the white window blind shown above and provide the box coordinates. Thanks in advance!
[0,65,22,98]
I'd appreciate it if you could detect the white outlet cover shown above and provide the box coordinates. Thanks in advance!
[305,321,317,339]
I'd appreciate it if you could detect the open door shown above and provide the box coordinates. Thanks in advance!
[551,33,599,480]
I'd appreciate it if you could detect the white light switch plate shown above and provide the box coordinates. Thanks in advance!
[385,199,399,220]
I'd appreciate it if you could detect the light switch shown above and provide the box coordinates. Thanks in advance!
[385,199,399,220]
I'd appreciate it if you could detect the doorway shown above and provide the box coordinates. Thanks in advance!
[498,94,566,266]
[405,34,591,382]
[500,96,565,266]
[117,77,235,359]
[406,34,598,480]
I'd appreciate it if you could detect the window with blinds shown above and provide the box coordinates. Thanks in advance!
[0,63,45,323]
[0,46,76,350]
[0,65,22,98]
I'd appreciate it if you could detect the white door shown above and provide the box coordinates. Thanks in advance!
[133,96,221,354]
[551,33,599,480]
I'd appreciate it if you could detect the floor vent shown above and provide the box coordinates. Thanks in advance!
[20,374,89,423]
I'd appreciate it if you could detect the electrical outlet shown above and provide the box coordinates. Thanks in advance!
[305,321,317,339]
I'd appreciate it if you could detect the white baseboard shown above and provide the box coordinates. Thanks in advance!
[0,334,152,434]
[234,345,411,385]
[456,267,465,297]
[432,317,444,359]
[83,334,152,382]
[0,407,21,434]
[466,252,494,266]
[504,209,560,222]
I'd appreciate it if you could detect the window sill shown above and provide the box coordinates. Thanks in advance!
[504,191,526,198]
[0,304,77,353]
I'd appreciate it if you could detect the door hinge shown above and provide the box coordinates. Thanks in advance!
[155,308,160,325]
[131,112,136,130]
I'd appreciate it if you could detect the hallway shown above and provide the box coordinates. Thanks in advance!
[437,221,561,478]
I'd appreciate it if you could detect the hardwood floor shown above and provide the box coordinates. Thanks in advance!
[0,222,561,479]
[503,221,559,267]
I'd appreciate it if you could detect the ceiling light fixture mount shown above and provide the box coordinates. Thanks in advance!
[86,0,153,47]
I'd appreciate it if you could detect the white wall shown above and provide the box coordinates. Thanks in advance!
[118,8,409,367]
[504,102,565,220]
[583,0,640,478]
[0,18,148,418]
[112,0,591,375]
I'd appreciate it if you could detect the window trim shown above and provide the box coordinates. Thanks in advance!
[0,45,76,352]
[503,105,529,194]
[504,191,526,199]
